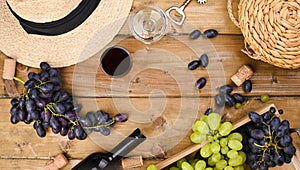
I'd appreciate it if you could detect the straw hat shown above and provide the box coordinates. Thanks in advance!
[0,0,133,68]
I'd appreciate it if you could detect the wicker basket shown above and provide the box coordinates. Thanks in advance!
[228,0,300,69]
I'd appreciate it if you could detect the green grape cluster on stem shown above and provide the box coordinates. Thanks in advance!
[169,112,246,170]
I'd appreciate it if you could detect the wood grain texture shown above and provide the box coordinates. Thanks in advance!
[2,36,300,98]
[119,0,241,35]
[0,0,299,169]
[1,98,300,169]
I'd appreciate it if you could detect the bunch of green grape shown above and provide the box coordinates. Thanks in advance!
[169,113,246,170]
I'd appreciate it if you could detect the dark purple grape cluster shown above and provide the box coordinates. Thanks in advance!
[79,111,128,136]
[239,107,296,170]
[9,62,86,140]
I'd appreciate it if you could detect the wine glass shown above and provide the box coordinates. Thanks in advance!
[129,5,168,44]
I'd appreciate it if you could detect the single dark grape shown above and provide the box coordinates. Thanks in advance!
[18,109,27,121]
[50,118,61,131]
[259,164,268,170]
[68,130,76,140]
[25,99,36,113]
[59,117,69,127]
[52,128,60,134]
[203,29,218,38]
[73,104,82,113]
[40,83,54,94]
[33,121,39,129]
[49,76,61,85]
[277,120,290,137]
[249,112,263,125]
[10,98,19,106]
[42,122,50,129]
[99,127,110,136]
[59,92,70,102]
[189,30,201,39]
[279,135,292,147]
[79,116,93,127]
[24,79,36,89]
[40,71,50,82]
[215,94,225,107]
[283,144,296,155]
[28,72,37,79]
[30,110,40,120]
[49,68,59,77]
[204,108,213,115]
[32,74,41,81]
[65,111,78,121]
[74,126,85,140]
[10,106,18,116]
[10,115,19,124]
[219,85,233,94]
[188,60,201,70]
[199,54,209,68]
[273,154,284,166]
[29,88,39,101]
[195,77,206,89]
[266,160,276,167]
[60,126,69,136]
[18,97,26,109]
[95,110,110,124]
[114,113,128,122]
[263,112,272,121]
[284,154,292,163]
[36,125,46,137]
[41,110,51,123]
[243,80,252,93]
[40,62,51,71]
[278,109,284,114]
[270,117,280,131]
[24,114,33,124]
[36,99,46,108]
[232,93,245,103]
[269,107,276,114]
[224,93,236,107]
[54,103,65,114]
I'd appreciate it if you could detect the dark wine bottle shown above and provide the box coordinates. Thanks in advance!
[72,128,146,170]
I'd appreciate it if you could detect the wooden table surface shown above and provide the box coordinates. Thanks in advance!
[1,0,300,169]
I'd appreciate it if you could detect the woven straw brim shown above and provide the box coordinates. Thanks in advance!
[238,0,300,69]
[0,0,133,68]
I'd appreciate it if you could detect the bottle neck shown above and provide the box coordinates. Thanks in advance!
[109,128,146,161]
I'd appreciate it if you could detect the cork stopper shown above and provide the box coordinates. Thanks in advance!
[231,65,254,86]
[45,153,68,170]
[2,59,16,80]
[121,156,143,169]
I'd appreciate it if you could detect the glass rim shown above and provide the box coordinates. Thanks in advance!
[99,45,132,78]
[129,4,168,44]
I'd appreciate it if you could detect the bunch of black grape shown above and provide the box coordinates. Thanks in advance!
[9,62,86,140]
[239,107,296,170]
[79,110,128,136]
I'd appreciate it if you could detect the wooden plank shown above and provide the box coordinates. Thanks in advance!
[0,158,296,170]
[1,98,300,159]
[1,36,300,98]
[119,0,242,35]
[0,158,80,170]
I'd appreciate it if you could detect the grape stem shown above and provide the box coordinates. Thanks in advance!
[82,118,116,129]
[13,77,25,84]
